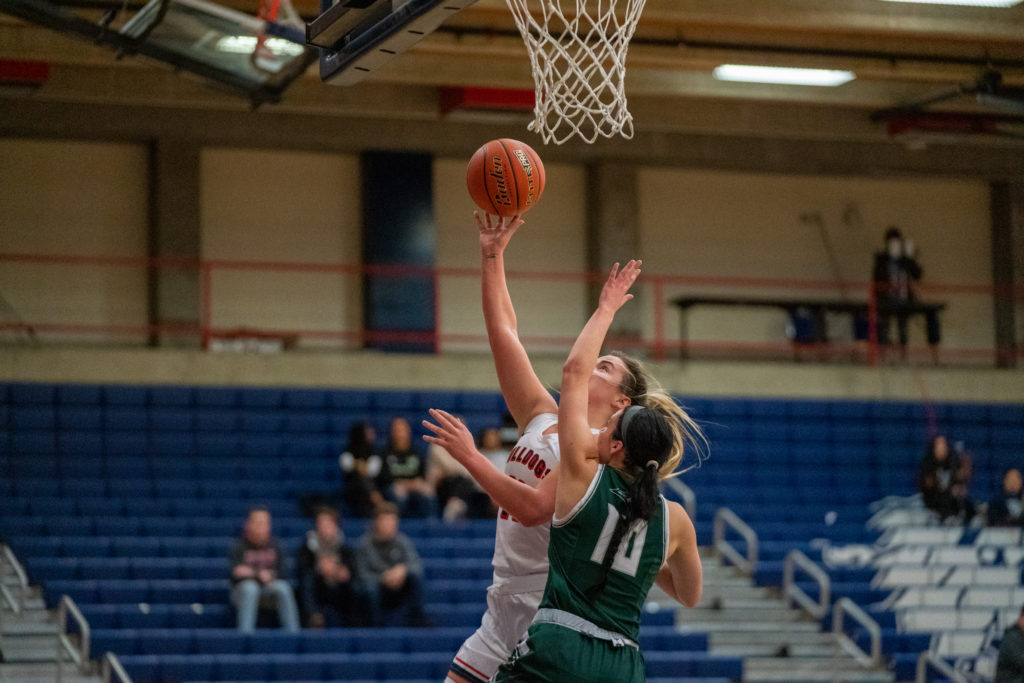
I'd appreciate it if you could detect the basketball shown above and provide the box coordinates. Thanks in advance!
[466,138,546,217]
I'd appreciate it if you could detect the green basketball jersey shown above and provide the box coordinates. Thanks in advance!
[539,464,668,641]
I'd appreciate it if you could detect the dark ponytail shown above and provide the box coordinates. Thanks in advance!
[587,405,672,599]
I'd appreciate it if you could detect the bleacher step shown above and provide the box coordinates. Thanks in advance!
[711,630,837,648]
[0,634,76,663]
[713,643,844,658]
[0,662,100,682]
[0,618,58,636]
[743,657,895,682]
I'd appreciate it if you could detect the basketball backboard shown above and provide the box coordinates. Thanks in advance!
[0,0,315,104]
[119,0,315,101]
[308,0,477,87]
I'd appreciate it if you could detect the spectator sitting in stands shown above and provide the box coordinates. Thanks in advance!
[996,605,1024,682]
[228,506,300,632]
[355,502,431,627]
[478,426,509,471]
[340,421,384,518]
[918,435,975,524]
[426,430,496,522]
[296,506,368,628]
[376,417,435,518]
[989,469,1024,528]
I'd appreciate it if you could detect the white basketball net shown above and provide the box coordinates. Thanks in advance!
[505,0,647,145]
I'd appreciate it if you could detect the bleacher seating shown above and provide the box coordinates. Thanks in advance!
[3,381,1022,682]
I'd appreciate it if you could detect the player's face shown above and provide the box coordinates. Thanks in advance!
[588,355,630,414]
[597,409,625,465]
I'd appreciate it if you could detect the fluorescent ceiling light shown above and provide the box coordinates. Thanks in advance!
[880,0,1021,6]
[713,65,856,87]
[215,35,305,57]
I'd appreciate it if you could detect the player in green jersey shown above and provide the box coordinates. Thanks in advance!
[495,259,705,682]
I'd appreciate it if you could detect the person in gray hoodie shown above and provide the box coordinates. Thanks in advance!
[355,502,431,627]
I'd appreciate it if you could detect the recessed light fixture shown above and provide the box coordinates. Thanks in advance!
[880,0,1021,6]
[712,65,857,87]
[215,35,305,57]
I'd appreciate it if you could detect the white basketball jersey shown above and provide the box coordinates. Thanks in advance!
[491,412,560,583]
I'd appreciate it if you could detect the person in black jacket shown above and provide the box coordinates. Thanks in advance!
[989,469,1024,528]
[918,435,974,523]
[376,417,436,518]
[871,226,939,360]
[295,506,368,627]
[997,606,1024,683]
[340,421,385,518]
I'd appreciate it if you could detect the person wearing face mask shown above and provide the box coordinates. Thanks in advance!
[871,227,940,362]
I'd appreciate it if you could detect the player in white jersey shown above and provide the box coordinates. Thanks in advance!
[423,213,651,683]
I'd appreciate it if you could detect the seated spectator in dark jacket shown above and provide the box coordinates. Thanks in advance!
[229,506,300,632]
[376,417,435,518]
[355,502,430,627]
[296,507,368,627]
[918,435,974,523]
[997,606,1024,683]
[990,469,1024,528]
[340,421,385,518]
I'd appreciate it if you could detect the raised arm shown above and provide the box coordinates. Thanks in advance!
[478,212,558,429]
[556,261,641,518]
[422,409,556,526]
[655,500,702,608]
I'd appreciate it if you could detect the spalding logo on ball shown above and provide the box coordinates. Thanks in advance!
[466,138,546,218]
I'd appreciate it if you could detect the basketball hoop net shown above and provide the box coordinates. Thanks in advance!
[505,0,646,145]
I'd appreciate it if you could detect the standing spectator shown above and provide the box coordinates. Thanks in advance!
[918,435,974,523]
[296,507,367,627]
[228,506,300,632]
[871,226,940,362]
[997,606,1024,682]
[355,502,431,627]
[989,469,1024,528]
[377,417,435,518]
[340,422,384,518]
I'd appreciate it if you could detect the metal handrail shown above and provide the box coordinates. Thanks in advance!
[1,544,30,615]
[661,478,697,521]
[833,597,883,669]
[56,595,91,680]
[783,549,831,620]
[915,651,970,683]
[712,507,758,575]
[102,651,134,683]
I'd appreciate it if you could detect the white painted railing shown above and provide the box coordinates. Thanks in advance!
[783,549,831,620]
[834,597,883,669]
[661,477,697,521]
[102,651,134,683]
[1,544,30,615]
[56,595,91,680]
[915,651,970,683]
[713,507,758,575]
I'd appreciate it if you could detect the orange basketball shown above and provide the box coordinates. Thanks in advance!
[466,138,546,217]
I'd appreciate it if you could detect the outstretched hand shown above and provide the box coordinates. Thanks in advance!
[476,211,524,259]
[598,260,642,313]
[422,409,479,467]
